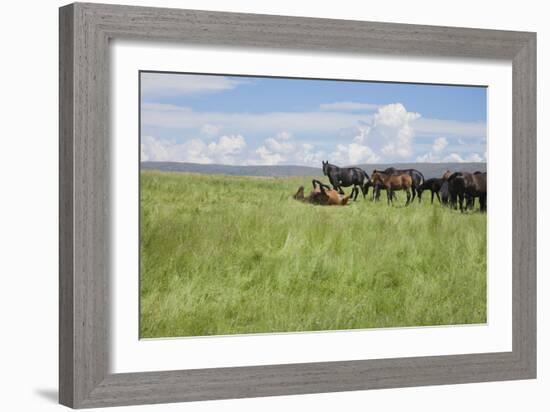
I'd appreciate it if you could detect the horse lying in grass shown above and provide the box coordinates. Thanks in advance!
[293,179,354,206]
[371,171,413,206]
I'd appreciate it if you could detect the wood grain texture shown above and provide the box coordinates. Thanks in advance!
[59,4,74,406]
[59,2,537,408]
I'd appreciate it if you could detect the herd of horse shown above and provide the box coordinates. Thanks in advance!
[293,161,487,212]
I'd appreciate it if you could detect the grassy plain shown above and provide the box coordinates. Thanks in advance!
[140,171,487,338]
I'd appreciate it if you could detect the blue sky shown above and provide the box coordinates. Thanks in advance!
[140,71,487,166]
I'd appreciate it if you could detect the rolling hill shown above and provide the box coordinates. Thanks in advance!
[141,161,487,179]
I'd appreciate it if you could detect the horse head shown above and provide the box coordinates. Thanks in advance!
[371,170,382,182]
[322,160,329,176]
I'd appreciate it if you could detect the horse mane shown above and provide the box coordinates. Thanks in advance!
[448,172,463,181]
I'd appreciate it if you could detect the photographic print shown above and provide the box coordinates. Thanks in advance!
[139,71,487,339]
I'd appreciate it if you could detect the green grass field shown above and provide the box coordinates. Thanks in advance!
[140,170,487,338]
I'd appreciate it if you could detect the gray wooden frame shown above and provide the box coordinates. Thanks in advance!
[59,2,536,408]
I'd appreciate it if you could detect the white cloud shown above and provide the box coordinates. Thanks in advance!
[416,150,485,163]
[207,135,247,164]
[320,101,380,111]
[442,152,484,163]
[352,125,371,143]
[141,73,243,98]
[416,151,439,163]
[255,146,285,165]
[141,103,369,134]
[432,137,448,152]
[141,134,246,165]
[468,153,483,162]
[141,132,325,167]
[141,102,487,165]
[353,103,420,160]
[200,124,221,136]
[141,103,486,139]
[415,136,463,163]
[329,122,380,166]
[255,132,324,166]
[331,143,380,165]
[414,118,486,139]
[141,135,172,162]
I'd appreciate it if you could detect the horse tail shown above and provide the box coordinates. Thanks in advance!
[415,170,425,186]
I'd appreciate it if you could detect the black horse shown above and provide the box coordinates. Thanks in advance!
[321,161,369,201]
[447,172,487,212]
[417,178,444,204]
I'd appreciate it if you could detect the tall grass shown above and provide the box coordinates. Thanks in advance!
[140,171,487,338]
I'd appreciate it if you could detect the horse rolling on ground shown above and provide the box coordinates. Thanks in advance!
[321,161,369,201]
[293,179,354,206]
[417,178,444,204]
[371,171,413,206]
[381,167,425,202]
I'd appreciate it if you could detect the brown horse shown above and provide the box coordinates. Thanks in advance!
[371,171,413,206]
[294,179,353,206]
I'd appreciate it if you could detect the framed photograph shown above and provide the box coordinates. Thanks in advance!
[59,2,536,408]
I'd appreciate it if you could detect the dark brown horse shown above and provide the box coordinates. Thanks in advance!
[417,178,444,204]
[371,171,413,206]
[447,172,487,212]
[440,170,453,206]
[294,179,353,206]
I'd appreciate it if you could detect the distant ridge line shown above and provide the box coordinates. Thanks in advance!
[141,161,487,179]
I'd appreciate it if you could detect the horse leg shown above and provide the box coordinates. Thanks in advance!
[387,189,392,206]
[361,184,367,199]
[411,186,417,203]
[435,191,441,205]
[406,189,411,206]
[480,193,487,212]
